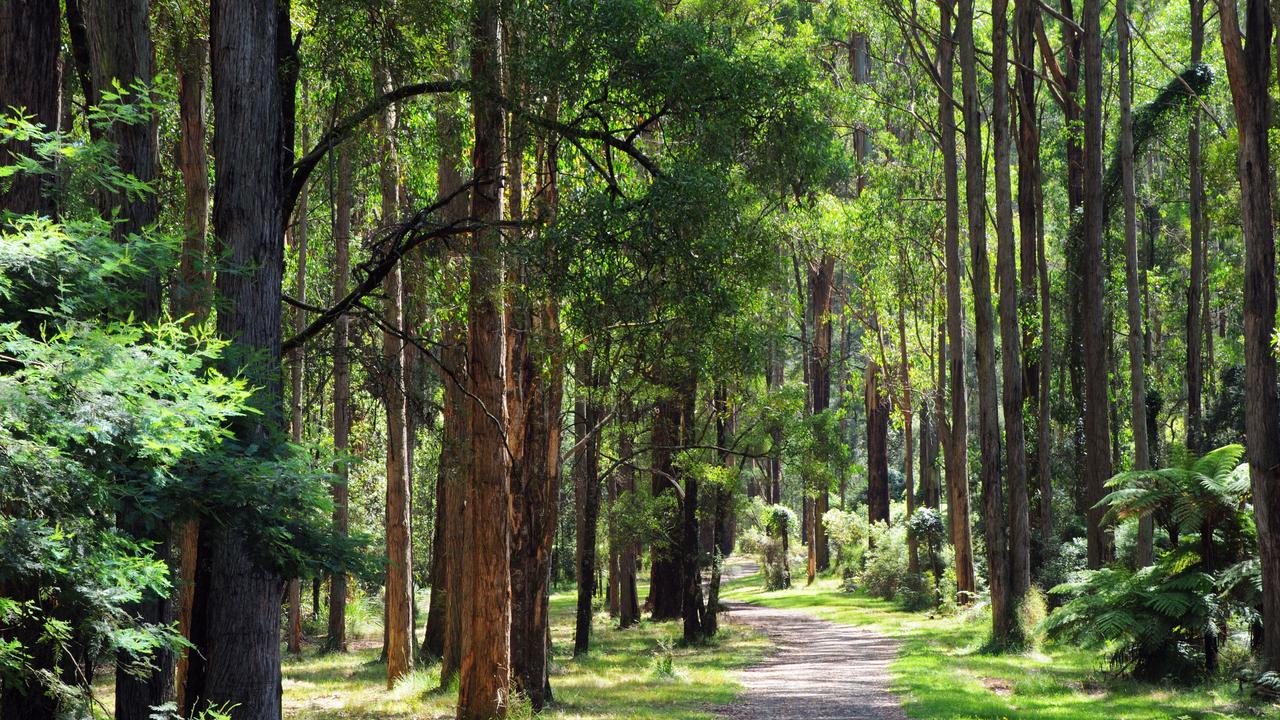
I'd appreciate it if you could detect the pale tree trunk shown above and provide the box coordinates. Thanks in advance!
[326,145,354,654]
[992,0,1031,635]
[376,64,414,688]
[1117,0,1152,567]
[959,0,1009,640]
[1081,0,1114,569]
[899,297,918,574]
[458,0,513,713]
[185,1,286,715]
[0,0,60,216]
[937,0,976,602]
[1219,0,1280,671]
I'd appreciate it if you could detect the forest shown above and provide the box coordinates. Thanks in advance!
[2,0,1280,718]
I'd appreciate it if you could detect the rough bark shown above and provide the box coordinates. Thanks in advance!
[0,0,60,216]
[172,35,211,323]
[650,392,685,621]
[432,86,471,685]
[285,119,310,657]
[457,0,513,712]
[507,126,563,703]
[1219,0,1280,671]
[1081,0,1114,569]
[866,361,891,528]
[326,145,353,654]
[1015,0,1041,493]
[185,3,287,716]
[807,255,836,575]
[937,0,976,602]
[573,358,603,656]
[376,63,414,688]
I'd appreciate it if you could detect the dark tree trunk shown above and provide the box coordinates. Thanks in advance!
[1186,0,1205,454]
[866,362,891,528]
[182,3,289,717]
[650,392,685,621]
[679,374,707,644]
[325,146,353,655]
[1219,0,1280,671]
[0,0,60,216]
[807,255,836,575]
[573,356,603,656]
[1081,0,1114,569]
[993,0,1031,636]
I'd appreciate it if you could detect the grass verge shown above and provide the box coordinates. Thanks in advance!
[279,587,767,719]
[721,570,1274,720]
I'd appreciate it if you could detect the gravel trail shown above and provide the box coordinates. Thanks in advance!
[717,565,907,720]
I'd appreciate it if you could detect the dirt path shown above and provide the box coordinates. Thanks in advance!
[717,566,907,720]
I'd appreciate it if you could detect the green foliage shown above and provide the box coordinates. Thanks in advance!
[823,506,868,569]
[856,521,910,601]
[1043,551,1216,681]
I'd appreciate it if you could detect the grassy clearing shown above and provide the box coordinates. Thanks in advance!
[280,587,767,719]
[722,569,1275,720]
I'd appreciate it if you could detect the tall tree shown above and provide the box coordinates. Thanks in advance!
[937,0,976,602]
[1116,0,1153,567]
[326,145,354,654]
[1081,0,1113,569]
[1219,0,1280,671]
[286,141,309,655]
[184,0,287,715]
[0,0,60,216]
[376,62,414,688]
[992,0,1031,638]
[1185,0,1205,453]
[457,0,513,714]
[959,0,1008,636]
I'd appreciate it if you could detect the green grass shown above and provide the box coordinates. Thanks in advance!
[280,587,768,719]
[722,569,1276,720]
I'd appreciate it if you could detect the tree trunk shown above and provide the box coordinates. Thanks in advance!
[679,373,707,644]
[898,298,919,574]
[431,84,471,685]
[375,64,414,688]
[574,356,604,656]
[937,0,976,602]
[508,165,563,709]
[458,0,513,712]
[866,361,891,529]
[650,392,685,621]
[285,119,310,657]
[1219,0,1280,671]
[1186,0,1205,454]
[617,404,642,628]
[1117,0,1153,567]
[959,0,1009,640]
[807,255,836,575]
[185,3,287,715]
[326,145,353,654]
[1081,0,1114,569]
[1015,0,1041,497]
[0,0,60,216]
[993,0,1031,634]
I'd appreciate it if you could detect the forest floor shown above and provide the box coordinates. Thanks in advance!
[718,600,906,720]
[721,566,1276,720]
[275,585,767,719]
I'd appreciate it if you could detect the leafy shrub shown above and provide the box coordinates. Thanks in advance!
[760,504,795,590]
[823,506,868,570]
[858,521,910,601]
[1042,550,1215,681]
